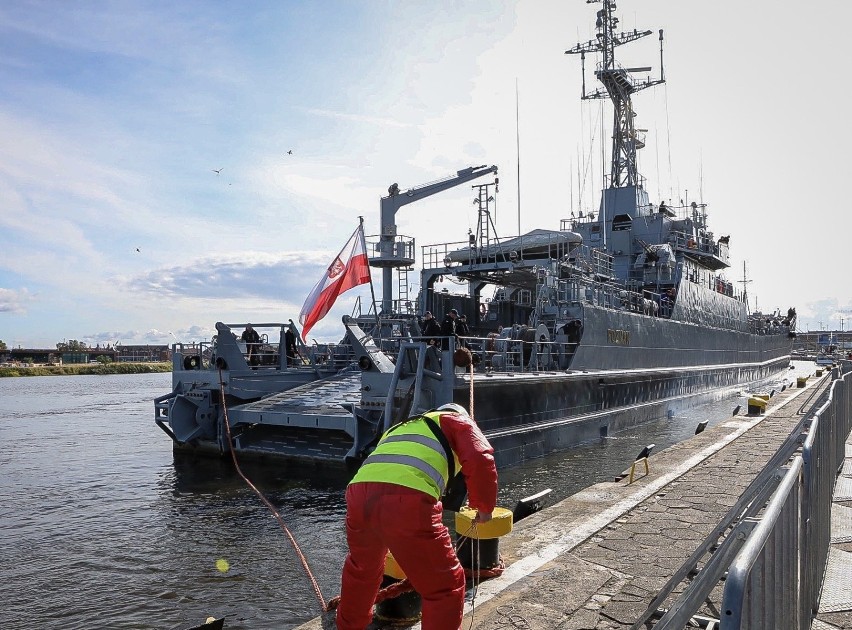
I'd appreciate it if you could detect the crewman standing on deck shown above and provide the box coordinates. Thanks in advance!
[421,311,442,346]
[335,403,498,630]
[241,324,261,365]
[440,309,459,350]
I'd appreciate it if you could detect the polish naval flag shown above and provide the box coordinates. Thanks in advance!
[299,224,371,339]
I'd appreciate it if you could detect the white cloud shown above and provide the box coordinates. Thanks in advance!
[301,107,412,129]
[0,287,33,314]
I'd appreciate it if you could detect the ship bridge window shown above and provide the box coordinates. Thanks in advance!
[590,225,602,242]
[612,214,632,231]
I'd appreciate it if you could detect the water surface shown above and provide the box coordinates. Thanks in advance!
[0,364,812,629]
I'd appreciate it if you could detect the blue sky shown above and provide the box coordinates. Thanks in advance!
[1,1,850,350]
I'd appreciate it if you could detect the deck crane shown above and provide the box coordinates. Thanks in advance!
[371,164,498,314]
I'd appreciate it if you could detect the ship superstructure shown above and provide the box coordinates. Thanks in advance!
[154,0,794,469]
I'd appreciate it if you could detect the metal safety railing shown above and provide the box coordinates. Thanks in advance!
[720,366,852,630]
[800,368,850,622]
[721,456,803,629]
[635,365,852,630]
[633,429,801,630]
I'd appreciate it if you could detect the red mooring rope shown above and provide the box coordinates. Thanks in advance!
[217,369,327,612]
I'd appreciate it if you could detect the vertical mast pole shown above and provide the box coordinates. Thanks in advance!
[360,215,381,327]
[516,78,521,236]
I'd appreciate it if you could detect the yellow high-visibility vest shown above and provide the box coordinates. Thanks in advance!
[350,411,459,500]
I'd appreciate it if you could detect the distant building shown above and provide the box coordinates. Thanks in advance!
[794,331,852,356]
[114,345,170,363]
[6,348,62,364]
[1,344,170,365]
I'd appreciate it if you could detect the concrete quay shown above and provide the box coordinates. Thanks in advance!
[301,370,848,630]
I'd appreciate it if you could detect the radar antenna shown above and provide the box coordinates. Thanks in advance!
[566,0,665,188]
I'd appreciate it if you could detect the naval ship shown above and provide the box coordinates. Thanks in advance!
[154,0,794,469]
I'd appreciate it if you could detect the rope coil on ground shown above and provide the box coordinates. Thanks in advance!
[493,605,534,628]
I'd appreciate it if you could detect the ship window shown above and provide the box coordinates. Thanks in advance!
[590,225,602,242]
[612,214,632,231]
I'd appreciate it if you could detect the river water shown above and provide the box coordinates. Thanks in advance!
[0,364,813,629]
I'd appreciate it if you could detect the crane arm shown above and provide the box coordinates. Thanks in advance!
[379,164,497,236]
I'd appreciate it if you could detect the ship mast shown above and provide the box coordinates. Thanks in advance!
[566,0,665,189]
[738,261,753,313]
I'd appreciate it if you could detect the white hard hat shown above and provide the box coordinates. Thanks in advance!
[437,403,468,416]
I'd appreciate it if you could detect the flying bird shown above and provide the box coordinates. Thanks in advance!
[136,248,141,253]
[287,150,293,155]
[213,168,223,175]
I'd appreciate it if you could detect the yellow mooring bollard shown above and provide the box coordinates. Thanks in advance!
[455,506,513,574]
[747,396,767,415]
[373,552,421,624]
[797,376,809,388]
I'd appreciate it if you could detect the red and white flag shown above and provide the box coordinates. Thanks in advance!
[299,224,371,339]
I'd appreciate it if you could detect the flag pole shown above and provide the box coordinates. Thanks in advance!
[359,216,381,328]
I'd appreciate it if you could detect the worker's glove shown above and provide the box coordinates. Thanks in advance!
[474,510,493,524]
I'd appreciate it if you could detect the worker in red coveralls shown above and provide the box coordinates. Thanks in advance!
[335,403,498,630]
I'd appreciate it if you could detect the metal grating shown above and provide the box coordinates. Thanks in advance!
[811,620,841,630]
[818,548,852,613]
[846,443,852,458]
[831,504,852,544]
[835,476,852,502]
[842,459,852,478]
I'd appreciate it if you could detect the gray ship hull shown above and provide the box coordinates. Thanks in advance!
[448,302,791,467]
[571,299,791,371]
[193,311,791,469]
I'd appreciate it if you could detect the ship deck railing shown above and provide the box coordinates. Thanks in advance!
[419,232,577,270]
[558,276,670,318]
[420,332,593,374]
[670,230,730,267]
[559,243,615,279]
[172,338,356,373]
[421,334,576,374]
[748,317,793,337]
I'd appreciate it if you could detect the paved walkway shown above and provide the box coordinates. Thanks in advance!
[297,370,841,630]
